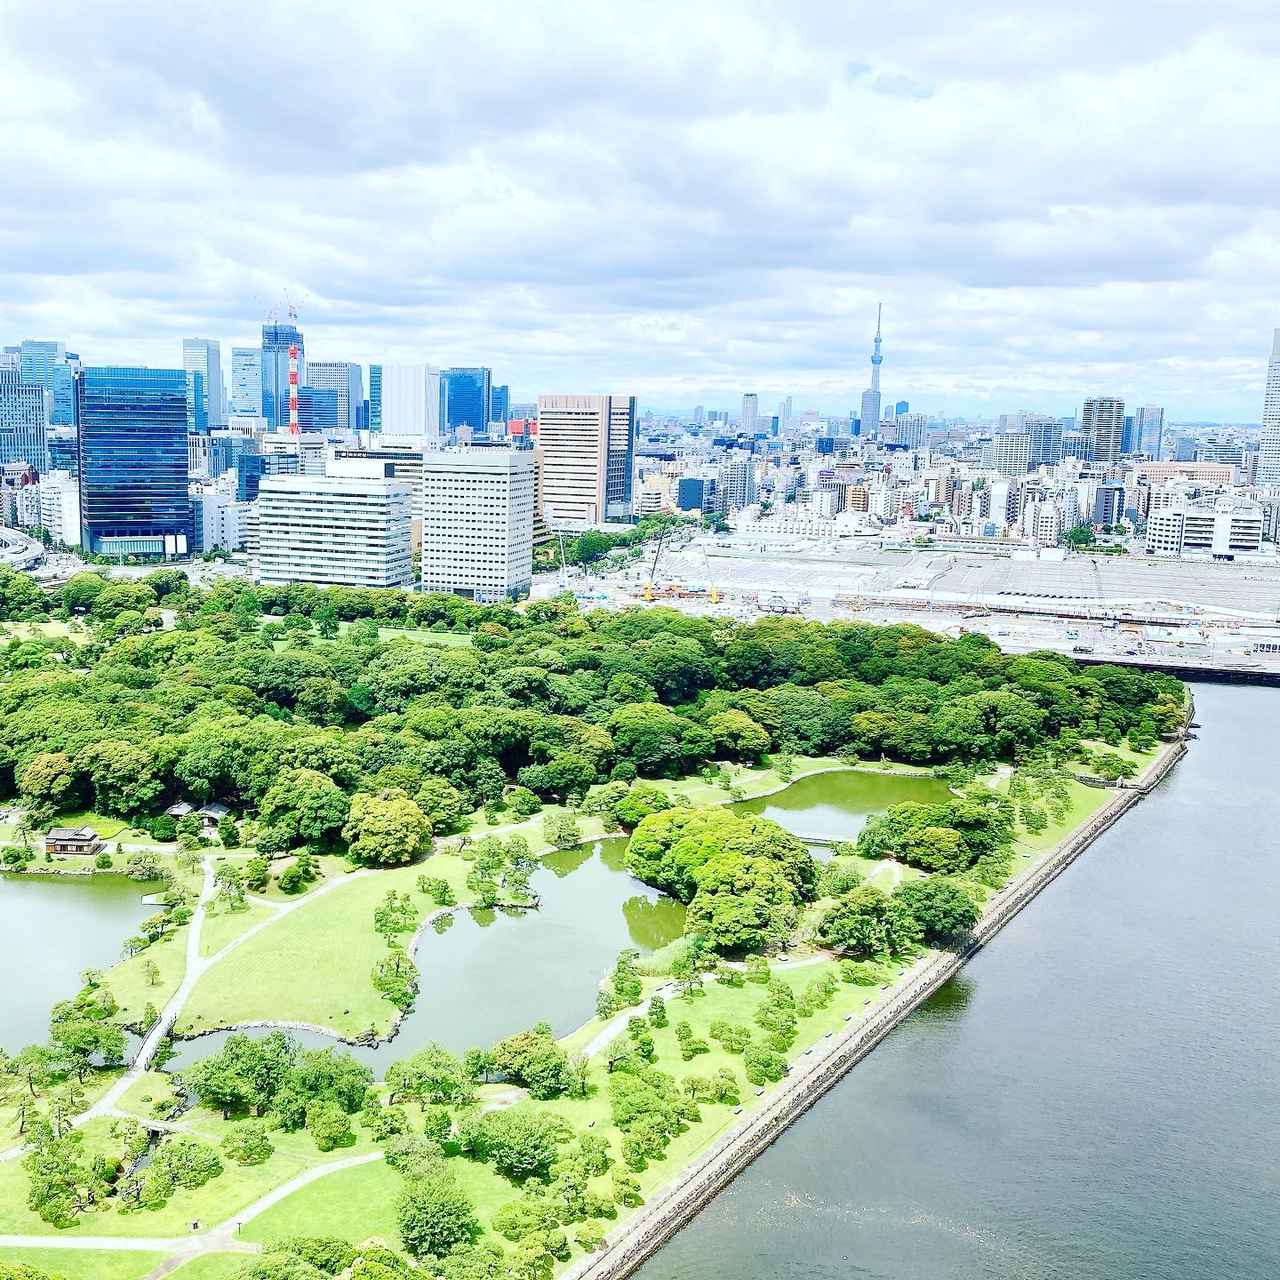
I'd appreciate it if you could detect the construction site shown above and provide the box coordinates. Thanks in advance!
[534,532,1280,680]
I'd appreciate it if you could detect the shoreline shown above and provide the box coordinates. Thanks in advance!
[561,731,1189,1280]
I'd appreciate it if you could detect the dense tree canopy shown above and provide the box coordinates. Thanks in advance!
[0,572,1182,872]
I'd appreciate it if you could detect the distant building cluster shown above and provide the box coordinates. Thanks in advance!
[1,318,1279,593]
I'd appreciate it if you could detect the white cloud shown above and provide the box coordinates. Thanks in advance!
[0,0,1276,417]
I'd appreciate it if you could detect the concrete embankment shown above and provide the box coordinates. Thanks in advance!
[564,736,1188,1280]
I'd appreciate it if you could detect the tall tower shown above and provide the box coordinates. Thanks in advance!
[1258,330,1280,485]
[859,304,883,435]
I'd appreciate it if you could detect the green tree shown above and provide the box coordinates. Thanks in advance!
[396,1174,480,1259]
[344,789,432,866]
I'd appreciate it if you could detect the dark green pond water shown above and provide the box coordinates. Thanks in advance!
[637,683,1280,1280]
[733,768,952,843]
[163,769,945,1071]
[0,872,156,1052]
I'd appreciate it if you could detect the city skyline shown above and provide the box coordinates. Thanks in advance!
[1,2,1277,418]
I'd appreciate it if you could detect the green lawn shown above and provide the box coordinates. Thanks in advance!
[178,853,480,1039]
[200,900,277,958]
[103,923,188,1028]
[335,621,474,648]
[0,620,83,643]
[168,1255,250,1280]
[46,809,130,839]
[0,1248,162,1280]
[240,1157,398,1243]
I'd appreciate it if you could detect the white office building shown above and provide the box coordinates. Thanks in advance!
[1145,494,1264,560]
[229,348,262,417]
[420,448,535,602]
[304,361,364,432]
[182,338,225,429]
[381,364,441,441]
[38,470,80,547]
[256,475,413,588]
[536,394,636,527]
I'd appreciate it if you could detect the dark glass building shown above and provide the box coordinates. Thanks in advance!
[490,383,509,427]
[76,367,193,556]
[296,386,338,433]
[261,323,305,431]
[368,364,382,431]
[441,367,491,435]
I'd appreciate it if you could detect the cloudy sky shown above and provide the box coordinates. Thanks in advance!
[2,0,1277,419]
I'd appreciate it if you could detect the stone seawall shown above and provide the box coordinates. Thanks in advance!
[564,736,1188,1280]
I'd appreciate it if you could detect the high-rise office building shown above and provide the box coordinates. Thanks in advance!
[860,305,884,437]
[182,338,224,433]
[0,368,51,473]
[490,384,510,427]
[991,433,1032,476]
[420,448,534,603]
[1134,405,1165,460]
[1015,413,1063,468]
[295,387,339,433]
[536,394,636,527]
[1081,397,1125,465]
[255,475,412,588]
[261,323,305,431]
[368,364,383,432]
[741,394,759,434]
[441,367,491,435]
[721,456,757,510]
[17,340,79,425]
[1258,331,1280,485]
[379,365,441,440]
[230,348,262,416]
[75,367,193,556]
[305,361,364,432]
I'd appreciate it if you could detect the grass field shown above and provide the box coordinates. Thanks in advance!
[0,1248,161,1280]
[240,955,913,1265]
[45,809,131,839]
[177,852,477,1039]
[167,1255,248,1280]
[103,922,188,1028]
[335,621,474,648]
[199,900,277,958]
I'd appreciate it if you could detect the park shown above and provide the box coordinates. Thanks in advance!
[0,565,1186,1280]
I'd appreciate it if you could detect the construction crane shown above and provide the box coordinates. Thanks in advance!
[643,528,668,602]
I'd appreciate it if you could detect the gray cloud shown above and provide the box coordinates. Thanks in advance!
[0,0,1277,418]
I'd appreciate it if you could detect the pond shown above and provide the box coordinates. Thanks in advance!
[163,767,948,1073]
[0,872,158,1052]
[732,767,953,845]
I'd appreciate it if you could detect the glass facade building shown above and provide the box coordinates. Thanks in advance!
[230,347,263,416]
[182,338,224,433]
[490,383,510,427]
[441,367,491,435]
[18,340,79,425]
[368,364,383,431]
[296,386,338,433]
[261,323,305,430]
[76,367,193,556]
[0,367,51,473]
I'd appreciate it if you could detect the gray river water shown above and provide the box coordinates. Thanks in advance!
[636,682,1280,1280]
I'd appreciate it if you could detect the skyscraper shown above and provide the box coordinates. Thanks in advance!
[0,367,50,473]
[368,364,383,432]
[441,367,491,435]
[859,305,883,436]
[182,338,224,433]
[18,340,79,425]
[490,384,510,427]
[381,365,441,440]
[230,348,262,416]
[261,323,305,431]
[304,361,364,432]
[1257,331,1280,485]
[420,448,535,602]
[75,367,193,556]
[741,394,759,434]
[1263,329,1280,432]
[536,394,636,526]
[1081,397,1125,465]
[1134,405,1165,460]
